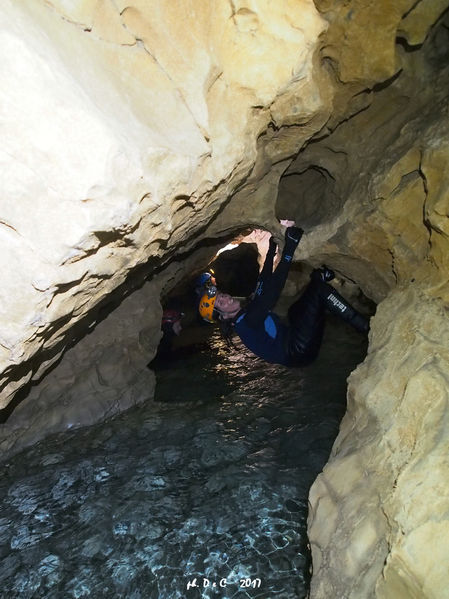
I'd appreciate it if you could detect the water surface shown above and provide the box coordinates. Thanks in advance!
[0,319,366,598]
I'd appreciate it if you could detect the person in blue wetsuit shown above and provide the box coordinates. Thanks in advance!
[198,226,369,367]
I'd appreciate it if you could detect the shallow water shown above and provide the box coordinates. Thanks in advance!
[0,319,366,599]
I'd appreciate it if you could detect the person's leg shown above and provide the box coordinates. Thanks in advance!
[286,267,369,365]
[287,281,326,365]
[310,270,369,333]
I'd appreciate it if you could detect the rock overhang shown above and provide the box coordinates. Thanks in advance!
[1,2,449,596]
[1,0,448,425]
[0,0,332,409]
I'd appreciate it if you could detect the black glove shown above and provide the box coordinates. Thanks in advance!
[285,226,304,244]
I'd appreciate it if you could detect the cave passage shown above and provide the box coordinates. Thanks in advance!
[0,314,367,598]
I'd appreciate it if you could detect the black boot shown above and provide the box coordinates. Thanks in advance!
[349,312,370,334]
[313,278,370,334]
[311,265,335,283]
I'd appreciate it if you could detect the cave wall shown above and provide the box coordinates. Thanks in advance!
[310,288,449,599]
[1,0,328,411]
[302,10,449,598]
[1,1,449,598]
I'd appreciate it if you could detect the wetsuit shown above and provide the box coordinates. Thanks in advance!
[233,229,368,367]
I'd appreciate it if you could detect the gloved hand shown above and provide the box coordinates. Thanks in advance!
[285,226,304,244]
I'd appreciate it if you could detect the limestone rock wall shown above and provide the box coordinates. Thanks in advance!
[0,0,327,410]
[0,249,210,458]
[305,7,449,599]
[309,288,449,598]
[1,1,449,598]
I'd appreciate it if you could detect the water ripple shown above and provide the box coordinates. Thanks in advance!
[0,319,366,598]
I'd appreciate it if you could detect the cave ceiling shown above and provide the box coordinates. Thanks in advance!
[0,0,448,436]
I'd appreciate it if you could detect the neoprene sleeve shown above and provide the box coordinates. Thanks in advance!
[244,235,300,328]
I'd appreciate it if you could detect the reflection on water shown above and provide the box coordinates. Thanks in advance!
[0,318,366,598]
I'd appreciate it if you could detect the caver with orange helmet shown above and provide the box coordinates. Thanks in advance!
[199,287,242,325]
[198,286,218,323]
[202,225,369,367]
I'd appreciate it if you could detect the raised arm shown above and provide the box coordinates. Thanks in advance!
[244,227,303,328]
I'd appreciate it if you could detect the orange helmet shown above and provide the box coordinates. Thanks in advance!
[198,288,218,323]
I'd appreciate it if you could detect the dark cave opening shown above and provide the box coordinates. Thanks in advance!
[276,166,344,230]
[154,226,373,372]
[209,242,260,297]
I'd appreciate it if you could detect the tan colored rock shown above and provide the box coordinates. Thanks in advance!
[0,0,327,409]
[296,6,449,597]
[1,2,449,598]
[398,0,449,46]
[310,289,449,598]
[315,0,412,83]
